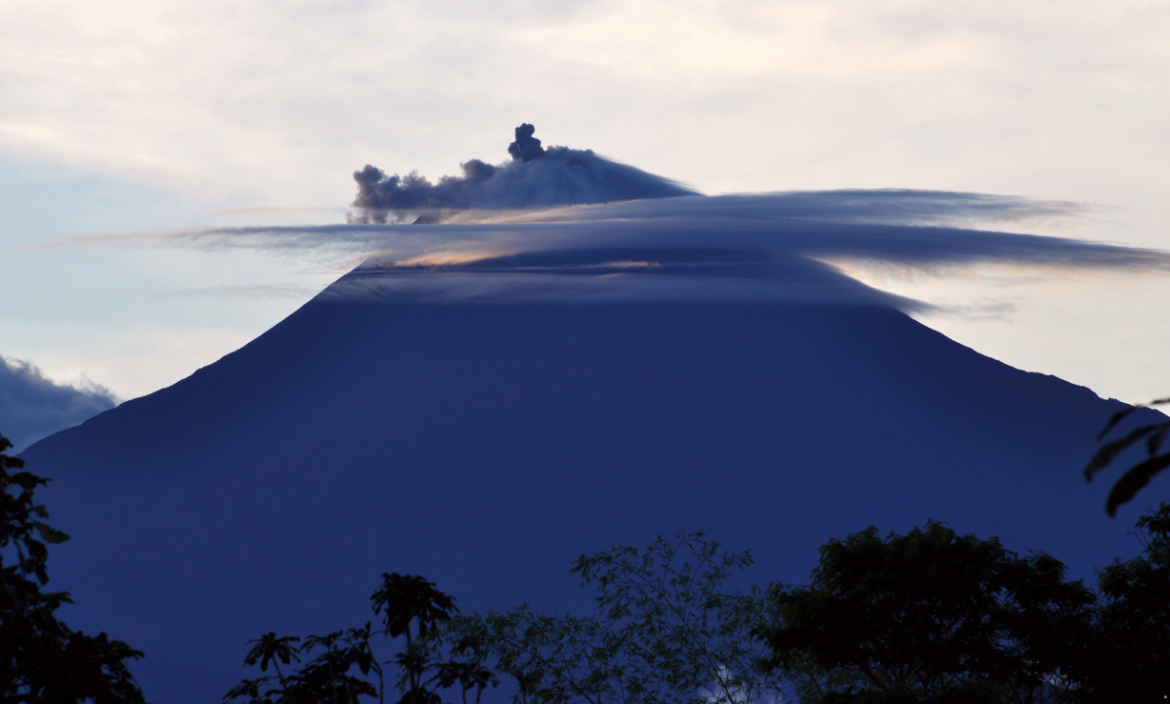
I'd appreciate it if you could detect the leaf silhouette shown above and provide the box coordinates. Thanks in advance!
[1105,454,1170,517]
[1085,398,1170,514]
[371,573,458,642]
[1083,425,1161,481]
[1096,397,1170,440]
[1145,425,1169,456]
[33,520,71,544]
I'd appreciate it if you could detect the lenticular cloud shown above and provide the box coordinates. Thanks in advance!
[170,186,1169,312]
[348,124,697,222]
[48,126,1170,314]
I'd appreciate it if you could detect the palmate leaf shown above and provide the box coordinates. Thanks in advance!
[372,573,458,640]
[243,632,301,672]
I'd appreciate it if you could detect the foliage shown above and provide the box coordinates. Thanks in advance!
[1083,397,1170,516]
[227,625,378,704]
[0,432,147,703]
[373,573,457,645]
[433,531,786,704]
[227,518,1170,704]
[244,632,302,683]
[227,573,490,704]
[757,522,1095,704]
[1074,502,1170,703]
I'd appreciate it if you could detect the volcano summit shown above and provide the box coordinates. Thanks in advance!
[20,137,1170,702]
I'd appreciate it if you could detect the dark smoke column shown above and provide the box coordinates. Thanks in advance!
[507,123,545,162]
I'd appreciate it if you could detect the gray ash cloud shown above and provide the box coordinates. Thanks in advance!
[348,124,697,223]
[507,123,545,162]
[350,159,497,216]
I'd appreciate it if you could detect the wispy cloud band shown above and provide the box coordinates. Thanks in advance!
[30,190,1169,309]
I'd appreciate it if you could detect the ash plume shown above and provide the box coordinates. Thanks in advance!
[349,159,498,217]
[507,123,545,162]
[348,124,697,223]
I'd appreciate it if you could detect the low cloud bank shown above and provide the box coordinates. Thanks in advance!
[348,124,697,223]
[0,357,118,453]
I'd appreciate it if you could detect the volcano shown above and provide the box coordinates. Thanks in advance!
[21,195,1162,702]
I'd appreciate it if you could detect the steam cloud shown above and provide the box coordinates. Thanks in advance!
[0,357,118,453]
[348,124,697,223]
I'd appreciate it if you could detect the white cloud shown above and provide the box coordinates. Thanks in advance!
[0,357,118,453]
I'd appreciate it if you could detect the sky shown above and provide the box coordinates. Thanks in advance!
[1,0,1169,449]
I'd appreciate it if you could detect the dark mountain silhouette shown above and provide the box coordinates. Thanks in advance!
[22,252,1158,702]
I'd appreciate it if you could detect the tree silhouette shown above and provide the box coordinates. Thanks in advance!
[0,431,146,702]
[245,632,302,686]
[371,572,458,645]
[1077,502,1170,702]
[228,573,465,704]
[435,531,783,704]
[371,572,458,704]
[227,628,378,704]
[225,524,1170,704]
[291,630,378,704]
[426,634,498,704]
[758,521,1095,704]
[1084,398,1170,516]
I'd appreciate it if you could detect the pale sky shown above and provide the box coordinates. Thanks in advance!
[2,0,1168,407]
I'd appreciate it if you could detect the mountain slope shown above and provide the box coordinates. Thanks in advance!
[23,263,1148,702]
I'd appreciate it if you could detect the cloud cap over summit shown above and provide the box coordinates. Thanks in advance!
[349,124,697,222]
